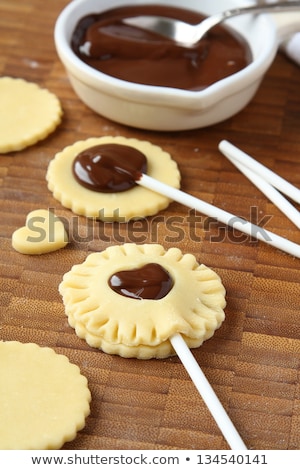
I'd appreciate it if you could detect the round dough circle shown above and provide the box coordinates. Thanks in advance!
[0,77,62,153]
[0,341,91,450]
[46,136,181,221]
[59,243,226,359]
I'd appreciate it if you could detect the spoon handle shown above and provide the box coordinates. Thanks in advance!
[219,0,300,20]
[192,1,300,43]
[125,1,300,46]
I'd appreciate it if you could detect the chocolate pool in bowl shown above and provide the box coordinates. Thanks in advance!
[54,0,299,131]
[71,5,252,91]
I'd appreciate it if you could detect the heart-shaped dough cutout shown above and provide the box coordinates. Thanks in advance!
[12,209,68,255]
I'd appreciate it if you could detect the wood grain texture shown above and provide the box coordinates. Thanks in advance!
[1,0,300,450]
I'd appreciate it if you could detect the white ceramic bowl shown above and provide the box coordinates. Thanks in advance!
[54,0,299,131]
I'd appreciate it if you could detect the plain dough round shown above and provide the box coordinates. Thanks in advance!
[0,341,91,450]
[46,136,181,221]
[59,243,226,359]
[0,77,62,153]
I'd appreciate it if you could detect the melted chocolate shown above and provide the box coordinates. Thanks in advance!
[71,5,252,91]
[72,143,147,192]
[108,263,174,300]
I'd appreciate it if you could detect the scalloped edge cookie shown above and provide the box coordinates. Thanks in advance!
[0,341,91,450]
[0,77,62,153]
[59,243,226,359]
[46,136,180,221]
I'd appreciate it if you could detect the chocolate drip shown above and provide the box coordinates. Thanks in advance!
[108,263,174,300]
[72,143,147,192]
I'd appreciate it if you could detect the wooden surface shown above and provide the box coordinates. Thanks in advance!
[1,0,300,451]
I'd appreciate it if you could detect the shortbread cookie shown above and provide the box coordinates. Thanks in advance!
[46,136,180,221]
[12,209,68,255]
[59,244,226,359]
[0,77,62,153]
[0,341,91,450]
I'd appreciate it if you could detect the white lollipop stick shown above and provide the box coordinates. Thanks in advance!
[220,148,300,230]
[138,173,300,258]
[170,333,247,450]
[219,140,300,205]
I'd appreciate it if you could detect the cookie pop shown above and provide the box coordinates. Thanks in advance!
[46,136,180,221]
[59,243,246,449]
[47,137,300,257]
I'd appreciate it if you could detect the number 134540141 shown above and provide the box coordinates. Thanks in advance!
[196,454,267,465]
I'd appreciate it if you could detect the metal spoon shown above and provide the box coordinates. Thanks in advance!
[124,1,300,47]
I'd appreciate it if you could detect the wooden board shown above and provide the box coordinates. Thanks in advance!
[0,0,300,450]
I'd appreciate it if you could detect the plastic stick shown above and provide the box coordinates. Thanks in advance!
[138,173,300,258]
[220,146,300,229]
[170,333,247,450]
[219,140,300,204]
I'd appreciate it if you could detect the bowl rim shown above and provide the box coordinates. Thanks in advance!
[54,0,278,110]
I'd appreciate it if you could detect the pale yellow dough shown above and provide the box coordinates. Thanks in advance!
[0,77,62,153]
[12,209,68,254]
[59,243,226,359]
[46,136,180,221]
[0,341,91,450]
